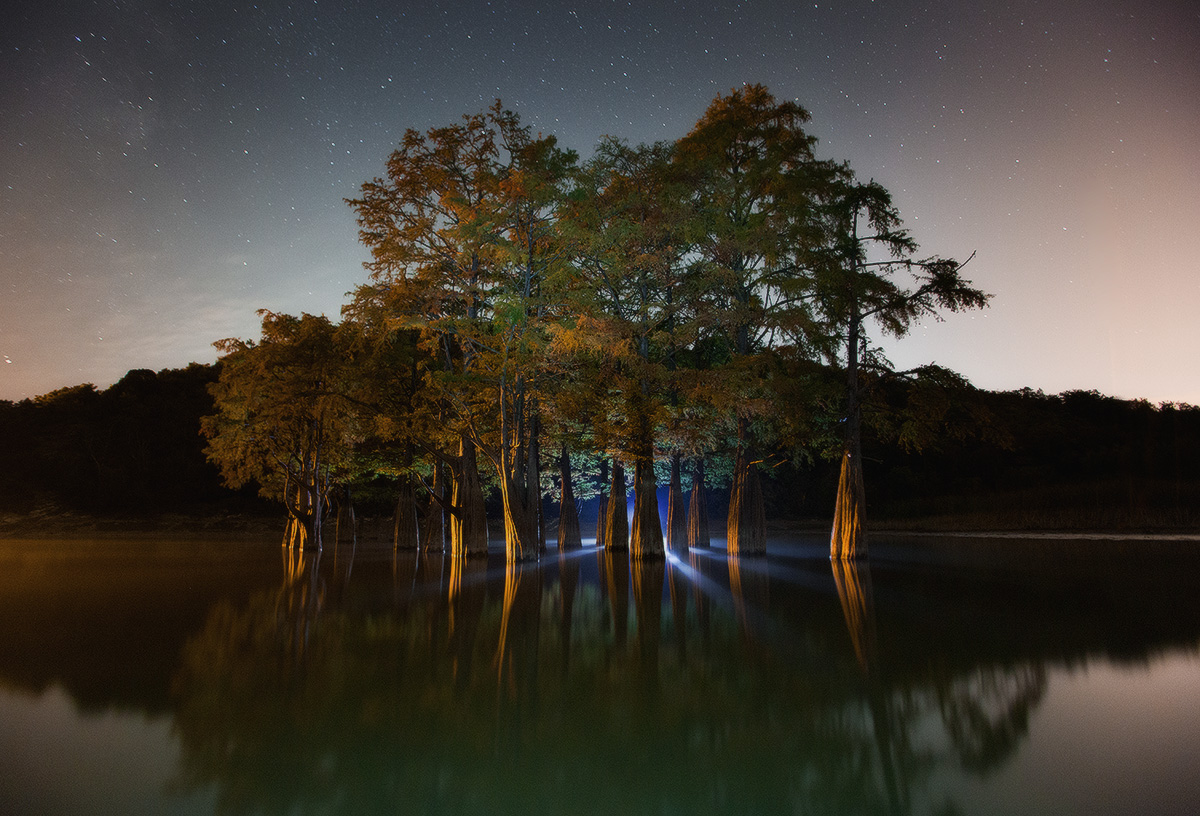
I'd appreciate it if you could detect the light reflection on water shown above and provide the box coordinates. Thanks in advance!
[0,533,1198,815]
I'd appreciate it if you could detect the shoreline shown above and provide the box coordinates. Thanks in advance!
[4,508,1198,543]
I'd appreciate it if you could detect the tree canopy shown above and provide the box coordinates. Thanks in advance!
[198,84,990,559]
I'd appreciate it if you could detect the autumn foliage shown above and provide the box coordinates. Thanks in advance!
[201,85,989,560]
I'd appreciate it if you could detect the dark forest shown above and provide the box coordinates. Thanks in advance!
[3,362,1197,532]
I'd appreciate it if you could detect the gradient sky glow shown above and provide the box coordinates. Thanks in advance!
[2,0,1198,403]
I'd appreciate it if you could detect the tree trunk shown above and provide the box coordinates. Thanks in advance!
[830,448,867,560]
[303,505,321,553]
[630,457,664,559]
[420,462,446,552]
[556,445,582,551]
[595,457,609,549]
[450,435,488,558]
[393,476,419,550]
[831,297,868,561]
[499,471,540,562]
[687,458,711,549]
[726,420,766,555]
[604,458,628,550]
[285,482,321,552]
[665,453,688,553]
[531,410,545,553]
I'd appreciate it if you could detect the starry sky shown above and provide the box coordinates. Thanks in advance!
[2,0,1198,404]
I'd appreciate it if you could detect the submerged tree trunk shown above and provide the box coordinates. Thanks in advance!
[393,476,419,550]
[595,457,609,549]
[726,420,766,555]
[830,449,867,560]
[831,303,867,561]
[495,420,540,563]
[284,480,322,552]
[604,458,629,550]
[666,453,688,553]
[450,435,488,558]
[499,472,540,562]
[557,445,582,551]
[687,458,711,549]
[630,456,664,560]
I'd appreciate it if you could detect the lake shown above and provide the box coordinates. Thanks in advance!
[1,531,1199,815]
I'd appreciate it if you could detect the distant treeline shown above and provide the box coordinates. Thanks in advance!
[848,386,1200,529]
[2,364,1197,530]
[0,365,264,516]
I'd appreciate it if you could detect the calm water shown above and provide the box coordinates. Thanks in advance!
[1,532,1199,815]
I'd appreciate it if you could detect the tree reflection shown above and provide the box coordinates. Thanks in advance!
[495,559,541,703]
[831,558,1048,815]
[937,664,1046,775]
[166,550,1085,815]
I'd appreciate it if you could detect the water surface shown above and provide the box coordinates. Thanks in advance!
[1,533,1198,815]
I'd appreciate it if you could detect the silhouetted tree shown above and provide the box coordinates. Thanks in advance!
[812,178,989,559]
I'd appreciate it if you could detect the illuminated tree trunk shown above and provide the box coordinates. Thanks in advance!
[687,458,710,548]
[726,419,766,555]
[831,304,868,561]
[630,456,664,560]
[831,449,867,560]
[499,471,540,562]
[495,386,541,563]
[604,458,628,550]
[556,445,582,551]
[450,435,488,558]
[665,453,688,553]
[284,472,322,553]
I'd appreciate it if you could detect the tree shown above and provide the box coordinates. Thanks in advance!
[813,179,989,560]
[202,312,360,551]
[347,111,499,558]
[673,84,832,555]
[348,103,577,562]
[559,138,692,559]
[338,292,439,551]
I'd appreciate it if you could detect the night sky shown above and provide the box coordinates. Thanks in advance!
[2,0,1198,403]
